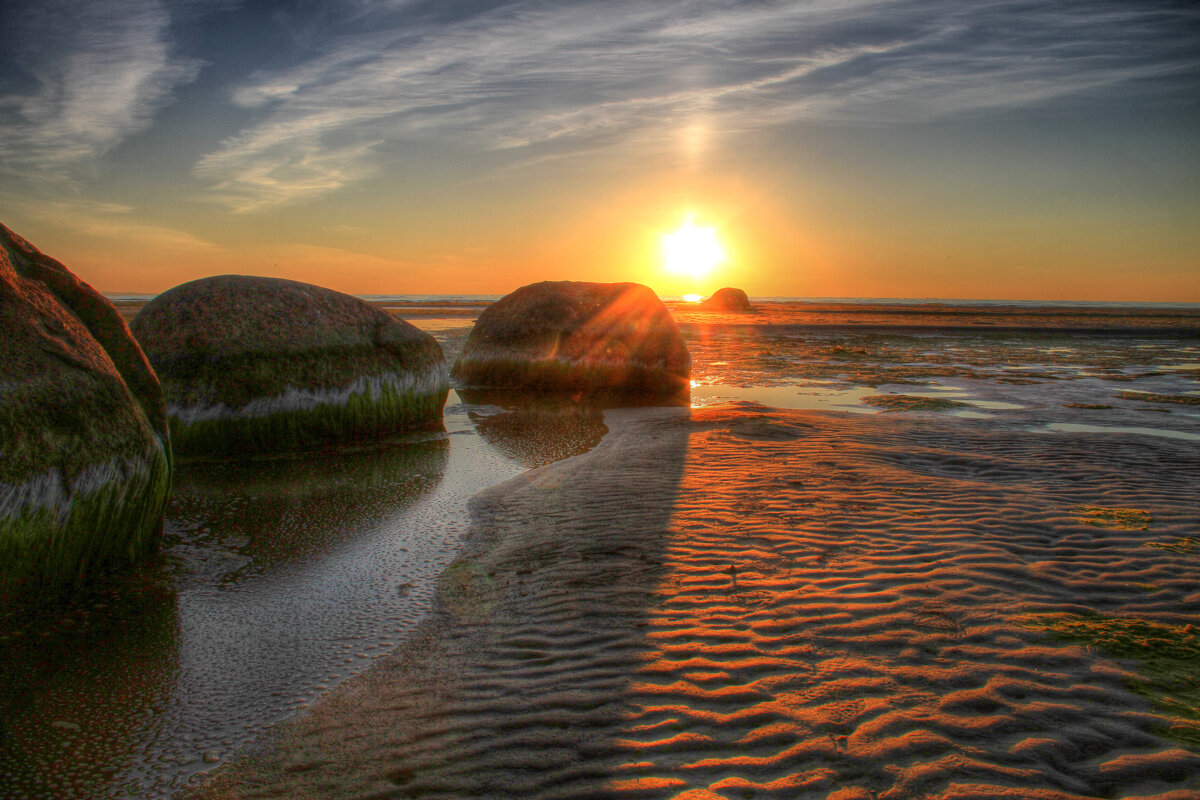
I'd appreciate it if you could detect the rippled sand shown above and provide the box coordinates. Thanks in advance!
[186,403,1200,800]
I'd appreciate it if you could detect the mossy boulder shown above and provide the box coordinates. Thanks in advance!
[0,224,171,598]
[699,287,754,312]
[130,275,448,456]
[452,281,690,399]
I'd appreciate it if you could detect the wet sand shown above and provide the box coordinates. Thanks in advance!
[667,301,1200,334]
[185,403,1200,800]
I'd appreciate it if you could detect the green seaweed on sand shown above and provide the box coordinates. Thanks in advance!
[1072,506,1153,530]
[1145,537,1198,554]
[1063,403,1113,409]
[439,559,497,623]
[1117,391,1200,405]
[1016,612,1200,749]
[862,394,971,413]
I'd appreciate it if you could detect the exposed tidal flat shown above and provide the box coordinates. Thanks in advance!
[4,299,1200,799]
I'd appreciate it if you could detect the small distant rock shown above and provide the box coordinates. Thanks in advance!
[131,275,449,456]
[452,281,690,399]
[698,287,754,312]
[202,750,221,764]
[1,223,171,597]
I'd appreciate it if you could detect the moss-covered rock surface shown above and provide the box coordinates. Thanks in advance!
[0,223,171,598]
[452,281,690,399]
[131,275,448,456]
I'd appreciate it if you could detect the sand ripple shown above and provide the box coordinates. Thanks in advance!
[188,405,1200,800]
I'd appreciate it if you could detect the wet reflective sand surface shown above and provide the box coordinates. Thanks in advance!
[0,404,514,798]
[0,316,615,799]
[183,403,1200,800]
[4,301,1198,799]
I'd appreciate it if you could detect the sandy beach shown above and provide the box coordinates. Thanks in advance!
[184,399,1200,799]
[5,299,1198,799]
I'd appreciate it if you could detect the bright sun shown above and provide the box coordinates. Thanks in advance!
[661,217,725,279]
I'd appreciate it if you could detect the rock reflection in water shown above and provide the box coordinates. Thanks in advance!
[458,390,608,468]
[0,578,179,799]
[0,434,449,800]
[167,436,449,584]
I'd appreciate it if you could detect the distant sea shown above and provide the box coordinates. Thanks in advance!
[102,293,1200,310]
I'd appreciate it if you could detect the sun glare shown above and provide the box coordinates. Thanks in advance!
[661,217,725,280]
[682,294,703,303]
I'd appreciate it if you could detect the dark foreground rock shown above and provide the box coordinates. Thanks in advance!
[131,275,448,456]
[699,286,754,312]
[452,281,690,399]
[0,224,171,597]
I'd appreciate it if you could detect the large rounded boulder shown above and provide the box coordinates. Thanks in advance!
[0,224,171,597]
[699,287,754,312]
[452,281,690,399]
[131,275,448,456]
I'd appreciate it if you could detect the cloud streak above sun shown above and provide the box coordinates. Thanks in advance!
[182,0,1199,212]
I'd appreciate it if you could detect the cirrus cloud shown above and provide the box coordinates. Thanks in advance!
[0,0,202,186]
[194,0,1200,212]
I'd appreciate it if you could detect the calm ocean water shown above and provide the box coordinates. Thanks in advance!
[104,292,1200,310]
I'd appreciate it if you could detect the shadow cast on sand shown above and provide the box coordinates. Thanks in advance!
[187,400,1200,800]
[185,405,696,799]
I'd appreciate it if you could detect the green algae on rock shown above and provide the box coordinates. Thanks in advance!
[0,224,171,598]
[452,281,690,400]
[131,275,448,456]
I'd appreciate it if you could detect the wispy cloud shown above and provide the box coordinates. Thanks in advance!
[21,198,219,253]
[197,0,1199,211]
[0,0,200,185]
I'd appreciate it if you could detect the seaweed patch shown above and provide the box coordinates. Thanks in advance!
[1016,611,1200,749]
[1117,391,1200,405]
[862,394,971,413]
[1145,537,1197,554]
[1072,506,1153,530]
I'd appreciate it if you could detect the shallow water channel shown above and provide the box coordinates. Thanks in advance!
[0,389,608,799]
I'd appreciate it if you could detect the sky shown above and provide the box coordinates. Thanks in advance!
[1,0,1198,301]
